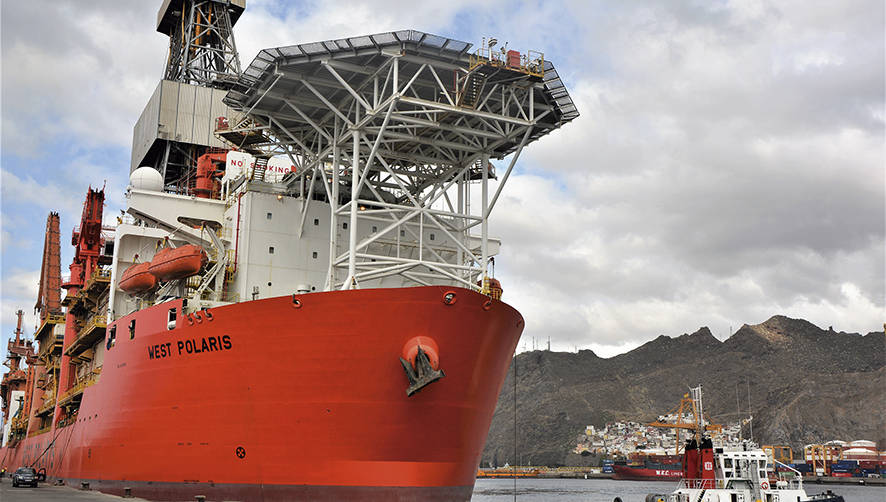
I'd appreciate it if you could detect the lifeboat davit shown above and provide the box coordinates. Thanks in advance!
[148,245,208,282]
[118,262,157,293]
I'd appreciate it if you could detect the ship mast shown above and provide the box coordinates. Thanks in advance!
[1,310,36,445]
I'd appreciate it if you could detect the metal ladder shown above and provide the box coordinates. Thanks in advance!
[252,157,268,181]
[458,68,489,109]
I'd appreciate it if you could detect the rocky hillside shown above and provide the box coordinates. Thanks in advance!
[481,316,885,467]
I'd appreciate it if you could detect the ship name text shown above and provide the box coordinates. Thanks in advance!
[148,335,233,360]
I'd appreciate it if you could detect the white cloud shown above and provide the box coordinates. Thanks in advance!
[0,0,882,357]
[0,269,40,341]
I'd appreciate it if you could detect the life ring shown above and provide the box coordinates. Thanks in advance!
[761,480,770,490]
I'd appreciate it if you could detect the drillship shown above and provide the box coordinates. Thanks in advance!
[0,1,578,500]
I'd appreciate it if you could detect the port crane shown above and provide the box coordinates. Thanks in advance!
[648,388,723,455]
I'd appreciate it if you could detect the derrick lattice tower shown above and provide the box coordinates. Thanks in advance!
[160,0,244,89]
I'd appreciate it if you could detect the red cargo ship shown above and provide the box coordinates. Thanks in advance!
[612,454,683,481]
[612,462,683,481]
[0,1,579,500]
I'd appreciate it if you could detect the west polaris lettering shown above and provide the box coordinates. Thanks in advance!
[148,342,173,359]
[148,335,232,360]
[177,335,232,355]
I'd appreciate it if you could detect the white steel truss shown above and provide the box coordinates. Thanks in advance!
[221,30,578,291]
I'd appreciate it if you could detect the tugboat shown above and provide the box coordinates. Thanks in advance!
[646,386,844,502]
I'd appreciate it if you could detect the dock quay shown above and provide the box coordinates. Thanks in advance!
[807,476,886,487]
[0,481,148,501]
[477,467,614,479]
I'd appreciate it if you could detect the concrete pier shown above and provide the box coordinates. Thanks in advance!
[0,481,148,501]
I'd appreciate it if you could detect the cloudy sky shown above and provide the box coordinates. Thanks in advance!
[1,0,883,360]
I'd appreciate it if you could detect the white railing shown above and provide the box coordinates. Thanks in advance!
[772,458,803,490]
[675,479,718,490]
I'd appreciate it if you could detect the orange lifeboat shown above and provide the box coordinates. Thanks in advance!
[119,262,157,293]
[148,245,208,282]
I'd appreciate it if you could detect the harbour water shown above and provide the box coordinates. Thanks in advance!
[471,478,886,501]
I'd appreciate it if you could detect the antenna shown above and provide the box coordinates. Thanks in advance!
[746,377,753,442]
[513,351,517,501]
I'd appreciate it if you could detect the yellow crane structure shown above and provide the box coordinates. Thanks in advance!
[763,445,794,464]
[648,389,723,455]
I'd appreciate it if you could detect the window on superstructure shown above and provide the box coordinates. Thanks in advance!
[312,252,318,259]
[343,222,348,229]
[313,218,319,226]
[400,230,405,237]
[371,226,377,233]
[107,326,116,349]
[430,233,435,241]
[269,246,275,254]
[167,308,177,330]
[266,212,272,220]
[128,319,136,340]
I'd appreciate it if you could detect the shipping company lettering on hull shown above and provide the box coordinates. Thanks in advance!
[655,470,680,476]
[148,335,232,360]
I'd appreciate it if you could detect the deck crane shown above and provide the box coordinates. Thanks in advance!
[55,187,107,426]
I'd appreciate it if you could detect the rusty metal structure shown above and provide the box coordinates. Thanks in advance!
[1,310,36,445]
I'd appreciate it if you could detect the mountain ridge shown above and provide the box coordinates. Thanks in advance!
[480,315,885,467]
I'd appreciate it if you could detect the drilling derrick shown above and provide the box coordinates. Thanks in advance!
[131,0,245,192]
[160,0,244,88]
[56,188,113,426]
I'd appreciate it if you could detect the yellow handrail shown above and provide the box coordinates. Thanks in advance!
[74,314,107,342]
[37,397,56,415]
[56,371,100,404]
[32,425,52,436]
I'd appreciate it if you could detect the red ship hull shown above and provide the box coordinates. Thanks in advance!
[0,286,523,501]
[612,464,682,481]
